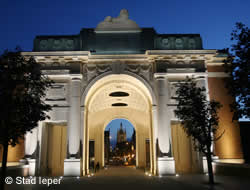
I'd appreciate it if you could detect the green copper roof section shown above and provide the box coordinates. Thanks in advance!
[33,28,203,53]
[33,35,80,51]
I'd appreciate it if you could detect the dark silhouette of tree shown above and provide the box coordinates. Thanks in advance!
[174,77,222,184]
[0,48,52,190]
[223,22,250,120]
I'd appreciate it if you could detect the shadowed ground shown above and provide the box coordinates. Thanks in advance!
[3,166,250,190]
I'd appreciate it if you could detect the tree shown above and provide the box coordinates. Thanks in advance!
[0,49,52,189]
[174,77,222,184]
[223,22,250,120]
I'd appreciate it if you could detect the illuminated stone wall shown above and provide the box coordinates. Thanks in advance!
[171,123,201,174]
[0,139,24,162]
[207,66,243,159]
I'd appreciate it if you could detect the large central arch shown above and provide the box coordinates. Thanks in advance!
[82,74,156,175]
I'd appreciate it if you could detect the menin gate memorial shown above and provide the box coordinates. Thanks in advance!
[5,9,243,176]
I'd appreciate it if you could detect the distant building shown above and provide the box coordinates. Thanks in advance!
[131,128,136,149]
[117,123,127,143]
[104,130,110,164]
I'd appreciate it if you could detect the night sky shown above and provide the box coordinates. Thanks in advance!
[1,0,250,53]
[0,1,249,132]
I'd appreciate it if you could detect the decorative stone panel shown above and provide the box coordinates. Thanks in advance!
[154,35,202,50]
[46,83,69,106]
[34,37,80,51]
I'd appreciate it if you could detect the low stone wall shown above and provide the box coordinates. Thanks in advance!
[0,164,29,177]
[214,162,250,177]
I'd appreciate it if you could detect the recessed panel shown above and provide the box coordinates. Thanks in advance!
[112,103,128,107]
[109,91,129,97]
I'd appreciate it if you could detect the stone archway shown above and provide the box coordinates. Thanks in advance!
[82,74,156,175]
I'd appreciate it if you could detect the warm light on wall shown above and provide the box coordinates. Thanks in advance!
[0,141,25,162]
[208,77,243,159]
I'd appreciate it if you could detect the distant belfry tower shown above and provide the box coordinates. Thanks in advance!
[117,123,127,143]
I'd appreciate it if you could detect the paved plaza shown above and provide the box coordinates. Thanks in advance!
[3,166,250,190]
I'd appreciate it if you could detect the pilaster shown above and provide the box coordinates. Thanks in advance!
[68,77,81,158]
[154,75,172,156]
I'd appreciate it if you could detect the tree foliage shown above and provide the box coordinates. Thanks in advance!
[0,49,52,189]
[0,49,52,146]
[174,77,222,184]
[224,22,250,120]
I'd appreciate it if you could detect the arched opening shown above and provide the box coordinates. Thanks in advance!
[82,74,156,175]
[104,119,136,167]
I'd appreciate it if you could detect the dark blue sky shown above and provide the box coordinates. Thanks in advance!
[0,0,250,53]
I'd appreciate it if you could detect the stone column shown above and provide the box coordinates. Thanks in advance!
[155,75,175,175]
[68,78,81,157]
[80,106,85,174]
[151,105,158,175]
[196,77,207,94]
[155,76,171,155]
[152,105,158,141]
[25,128,38,157]
[80,106,85,151]
[196,77,218,173]
[24,128,38,176]
[64,77,81,176]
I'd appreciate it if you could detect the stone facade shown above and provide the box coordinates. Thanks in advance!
[3,9,243,176]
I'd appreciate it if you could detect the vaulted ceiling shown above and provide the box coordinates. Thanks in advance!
[85,74,152,114]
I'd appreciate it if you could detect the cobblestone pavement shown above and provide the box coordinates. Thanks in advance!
[3,166,250,190]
